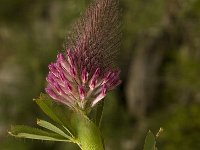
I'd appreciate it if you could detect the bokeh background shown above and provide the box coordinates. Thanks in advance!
[1,0,200,149]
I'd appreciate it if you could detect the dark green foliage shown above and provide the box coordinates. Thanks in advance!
[158,104,200,150]
[143,131,156,150]
[9,125,71,142]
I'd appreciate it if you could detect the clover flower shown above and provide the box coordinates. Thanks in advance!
[46,0,121,110]
[46,51,121,109]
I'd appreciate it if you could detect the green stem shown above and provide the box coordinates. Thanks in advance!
[71,111,104,150]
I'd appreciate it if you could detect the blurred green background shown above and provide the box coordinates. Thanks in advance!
[1,0,200,149]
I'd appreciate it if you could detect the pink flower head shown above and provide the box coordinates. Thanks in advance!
[45,0,121,110]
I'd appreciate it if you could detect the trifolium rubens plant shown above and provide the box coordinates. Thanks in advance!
[9,0,162,149]
[9,0,121,149]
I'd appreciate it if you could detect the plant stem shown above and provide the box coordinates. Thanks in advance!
[71,111,104,150]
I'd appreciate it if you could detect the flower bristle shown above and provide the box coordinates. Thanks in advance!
[67,0,121,74]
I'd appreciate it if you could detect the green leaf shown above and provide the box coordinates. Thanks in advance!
[9,125,71,142]
[89,100,104,127]
[71,111,104,150]
[95,101,104,127]
[37,119,73,140]
[34,93,74,136]
[34,94,63,124]
[143,130,156,150]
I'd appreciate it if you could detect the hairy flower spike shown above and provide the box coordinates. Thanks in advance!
[92,85,107,107]
[81,68,89,85]
[78,86,86,101]
[46,0,121,110]
[89,68,100,90]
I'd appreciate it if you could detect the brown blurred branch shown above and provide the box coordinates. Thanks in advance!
[124,1,189,149]
[126,0,184,118]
